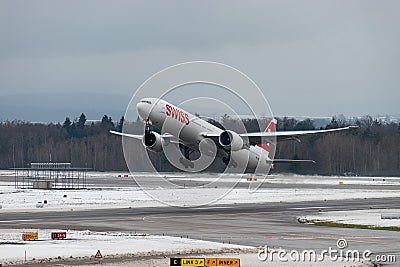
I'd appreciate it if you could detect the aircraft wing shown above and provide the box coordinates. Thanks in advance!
[240,126,358,144]
[202,126,357,145]
[110,130,143,139]
[109,130,182,143]
[241,126,358,138]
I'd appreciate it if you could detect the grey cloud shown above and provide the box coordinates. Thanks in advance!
[0,0,399,120]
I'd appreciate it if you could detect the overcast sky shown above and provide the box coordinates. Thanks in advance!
[0,0,399,121]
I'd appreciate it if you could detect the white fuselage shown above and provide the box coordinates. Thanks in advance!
[136,98,271,171]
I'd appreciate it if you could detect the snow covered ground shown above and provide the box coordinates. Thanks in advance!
[1,183,400,212]
[1,171,400,211]
[168,174,400,186]
[299,209,400,228]
[0,172,392,266]
[0,229,373,267]
[78,252,373,267]
[0,229,251,265]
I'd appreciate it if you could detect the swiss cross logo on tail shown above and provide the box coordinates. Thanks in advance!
[257,119,277,152]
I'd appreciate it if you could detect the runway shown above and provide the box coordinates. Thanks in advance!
[1,197,399,262]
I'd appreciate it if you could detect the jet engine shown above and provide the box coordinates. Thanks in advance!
[142,131,164,152]
[219,130,243,151]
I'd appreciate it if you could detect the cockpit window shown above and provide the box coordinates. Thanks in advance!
[141,100,152,104]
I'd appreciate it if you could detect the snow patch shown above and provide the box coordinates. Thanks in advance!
[0,229,250,265]
[300,209,400,228]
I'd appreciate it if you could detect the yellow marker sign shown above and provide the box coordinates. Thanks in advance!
[170,258,205,266]
[206,258,240,267]
[206,258,217,266]
[182,258,205,266]
[170,257,239,267]
[22,232,38,241]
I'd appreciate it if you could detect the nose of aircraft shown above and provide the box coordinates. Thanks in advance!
[136,99,151,120]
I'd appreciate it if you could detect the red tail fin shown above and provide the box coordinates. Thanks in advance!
[256,119,277,152]
[265,118,277,133]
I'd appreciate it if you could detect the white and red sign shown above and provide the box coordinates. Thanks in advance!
[51,232,67,240]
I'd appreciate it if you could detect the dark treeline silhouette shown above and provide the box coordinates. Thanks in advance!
[273,116,400,176]
[0,114,399,176]
[0,114,126,171]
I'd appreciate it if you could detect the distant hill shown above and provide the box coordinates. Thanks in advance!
[0,92,128,122]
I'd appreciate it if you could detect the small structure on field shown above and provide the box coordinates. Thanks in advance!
[14,162,90,189]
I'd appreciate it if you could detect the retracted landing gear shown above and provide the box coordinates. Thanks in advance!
[144,119,151,135]
[143,119,155,147]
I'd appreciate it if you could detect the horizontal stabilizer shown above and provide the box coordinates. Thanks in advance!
[268,159,316,164]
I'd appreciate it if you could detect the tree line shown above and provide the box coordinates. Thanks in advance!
[0,114,399,176]
[273,117,400,176]
[0,114,126,171]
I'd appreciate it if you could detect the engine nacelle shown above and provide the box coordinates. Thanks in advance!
[142,131,164,152]
[219,130,243,151]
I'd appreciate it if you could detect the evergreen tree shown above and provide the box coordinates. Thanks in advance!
[294,119,315,130]
[117,116,124,132]
[73,113,88,138]
[70,121,77,137]
[63,117,72,136]
[101,115,115,130]
[63,117,72,130]
[77,113,86,129]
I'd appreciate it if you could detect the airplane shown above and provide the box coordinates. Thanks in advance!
[110,97,357,171]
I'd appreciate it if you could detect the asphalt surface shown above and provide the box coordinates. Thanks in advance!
[1,198,399,261]
[1,174,399,266]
